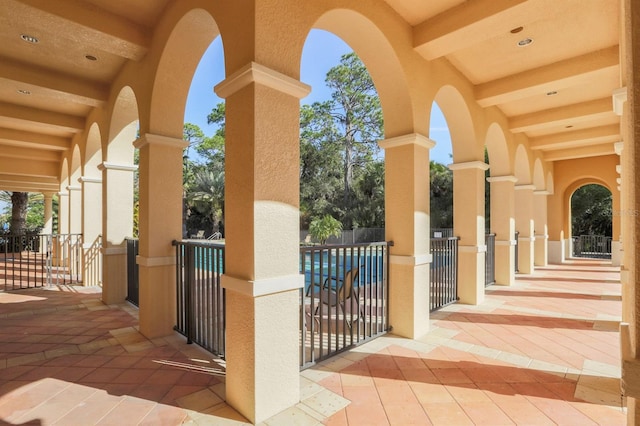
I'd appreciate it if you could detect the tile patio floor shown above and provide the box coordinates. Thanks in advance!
[0,259,626,425]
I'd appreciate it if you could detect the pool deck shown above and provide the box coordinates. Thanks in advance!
[0,258,625,425]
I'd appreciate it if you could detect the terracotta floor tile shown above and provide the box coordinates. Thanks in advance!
[95,395,156,425]
[409,382,455,404]
[431,367,473,384]
[383,402,432,425]
[78,367,126,384]
[138,403,189,426]
[421,402,473,426]
[458,401,515,425]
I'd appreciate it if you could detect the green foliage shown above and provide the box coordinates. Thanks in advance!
[0,191,47,234]
[571,184,612,236]
[300,52,383,230]
[309,215,343,245]
[429,161,453,229]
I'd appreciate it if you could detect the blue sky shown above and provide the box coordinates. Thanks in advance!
[184,29,452,165]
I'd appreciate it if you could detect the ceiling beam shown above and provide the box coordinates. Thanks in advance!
[0,173,59,193]
[509,98,615,133]
[0,157,59,178]
[11,0,150,60]
[0,102,84,132]
[0,145,61,162]
[530,124,620,150]
[475,46,619,107]
[0,57,109,106]
[543,143,616,162]
[413,0,528,60]
[0,128,70,150]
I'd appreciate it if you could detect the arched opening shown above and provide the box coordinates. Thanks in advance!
[570,183,613,259]
[429,102,454,234]
[299,29,384,235]
[183,36,226,240]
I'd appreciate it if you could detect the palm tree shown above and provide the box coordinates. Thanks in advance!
[186,167,225,234]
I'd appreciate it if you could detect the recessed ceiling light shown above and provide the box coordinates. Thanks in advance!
[85,54,97,61]
[546,91,558,96]
[565,125,574,129]
[20,34,39,44]
[510,26,524,34]
[17,89,31,95]
[517,38,533,47]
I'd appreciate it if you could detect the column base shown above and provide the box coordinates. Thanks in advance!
[225,287,300,424]
[611,240,621,266]
[548,240,565,264]
[457,249,485,305]
[101,248,128,304]
[389,262,430,339]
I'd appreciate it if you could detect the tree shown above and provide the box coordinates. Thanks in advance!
[571,184,612,236]
[429,161,453,229]
[300,52,383,229]
[309,215,343,245]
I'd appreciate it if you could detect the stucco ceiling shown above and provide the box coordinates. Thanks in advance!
[0,0,622,192]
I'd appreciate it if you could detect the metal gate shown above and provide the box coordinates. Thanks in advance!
[0,234,83,291]
[430,236,459,311]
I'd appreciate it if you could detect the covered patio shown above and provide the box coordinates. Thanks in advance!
[0,259,624,425]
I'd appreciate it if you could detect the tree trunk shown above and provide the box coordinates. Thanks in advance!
[10,192,28,234]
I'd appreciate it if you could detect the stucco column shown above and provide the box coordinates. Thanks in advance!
[533,190,549,267]
[620,0,640,419]
[39,192,54,255]
[67,185,82,235]
[134,134,186,339]
[57,191,69,234]
[514,185,535,274]
[450,161,489,304]
[79,176,102,286]
[380,133,433,339]
[613,141,624,268]
[99,162,137,304]
[487,176,516,285]
[42,192,54,234]
[214,62,309,423]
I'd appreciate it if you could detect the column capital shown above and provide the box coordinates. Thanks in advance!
[79,176,102,184]
[612,87,627,116]
[43,192,56,199]
[98,162,138,172]
[215,61,311,100]
[134,133,189,150]
[378,133,434,150]
[486,175,517,183]
[515,184,536,191]
[448,161,489,171]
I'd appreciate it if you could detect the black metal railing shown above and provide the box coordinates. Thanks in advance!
[1,233,83,290]
[485,233,496,287]
[172,240,391,369]
[299,242,391,369]
[572,235,612,259]
[514,231,520,273]
[50,234,83,285]
[430,236,459,312]
[125,238,139,306]
[1,233,48,290]
[431,228,454,238]
[174,240,226,358]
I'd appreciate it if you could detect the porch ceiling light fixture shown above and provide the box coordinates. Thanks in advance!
[546,91,558,96]
[517,38,533,47]
[85,54,97,61]
[17,89,31,95]
[565,125,574,129]
[510,26,524,34]
[20,34,39,44]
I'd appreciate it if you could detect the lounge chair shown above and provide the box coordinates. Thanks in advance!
[307,266,362,332]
